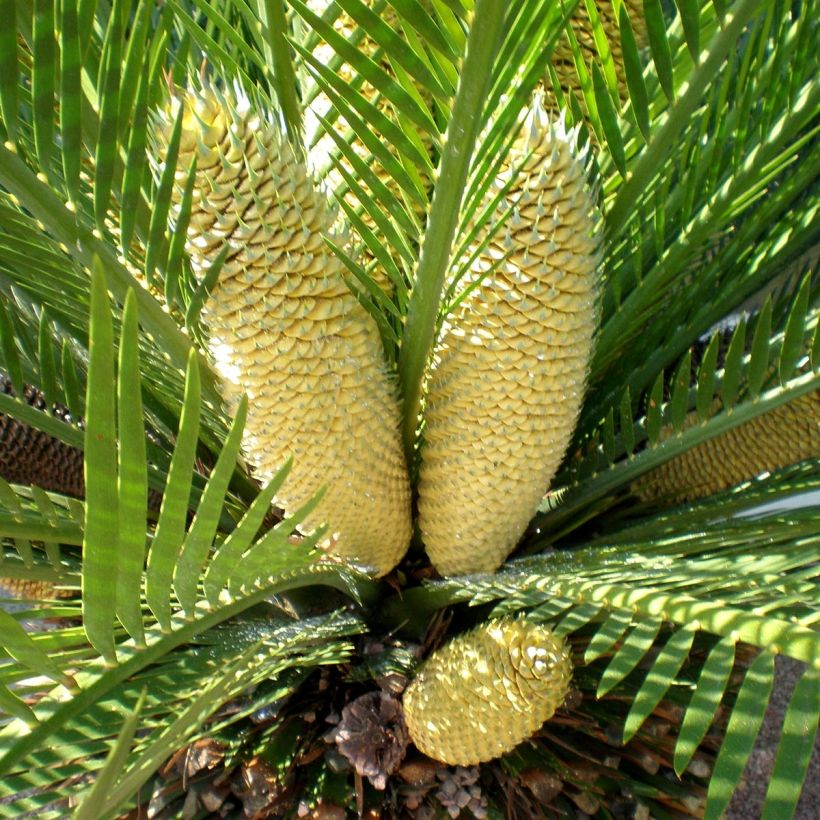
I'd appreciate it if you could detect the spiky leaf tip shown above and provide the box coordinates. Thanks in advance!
[403,618,573,766]
[152,85,412,576]
[418,100,603,576]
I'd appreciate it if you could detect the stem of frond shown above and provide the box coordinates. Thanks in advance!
[398,0,506,466]
[0,144,217,406]
[607,0,762,237]
[257,0,303,151]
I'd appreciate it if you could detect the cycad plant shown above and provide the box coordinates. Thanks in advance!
[0,0,817,817]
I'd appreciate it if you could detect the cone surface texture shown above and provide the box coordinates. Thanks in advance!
[403,619,572,765]
[418,104,602,576]
[550,0,647,105]
[0,577,61,600]
[0,377,85,499]
[154,88,412,576]
[633,392,820,503]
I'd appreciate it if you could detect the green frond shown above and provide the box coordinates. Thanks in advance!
[389,497,819,815]
[704,650,775,820]
[0,611,364,816]
[399,0,507,457]
[761,666,819,819]
[73,688,147,820]
[0,267,375,812]
[582,0,818,434]
[538,282,819,539]
[0,1,817,815]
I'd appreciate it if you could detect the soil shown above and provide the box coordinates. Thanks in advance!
[726,656,819,819]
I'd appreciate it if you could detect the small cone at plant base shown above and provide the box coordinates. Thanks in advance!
[633,392,820,504]
[152,86,412,576]
[418,101,603,576]
[402,619,573,766]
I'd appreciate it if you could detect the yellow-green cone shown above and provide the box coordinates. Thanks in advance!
[418,102,603,576]
[154,88,412,576]
[550,0,647,105]
[403,619,573,766]
[633,392,820,504]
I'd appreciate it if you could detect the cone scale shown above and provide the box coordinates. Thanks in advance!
[154,88,412,576]
[403,619,573,766]
[418,103,603,576]
[0,578,62,600]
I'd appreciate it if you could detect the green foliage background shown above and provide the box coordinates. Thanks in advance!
[0,0,817,817]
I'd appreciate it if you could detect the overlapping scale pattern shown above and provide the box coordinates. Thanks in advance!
[403,619,573,766]
[550,0,647,106]
[633,392,820,504]
[154,88,411,576]
[0,376,84,499]
[0,578,63,600]
[418,103,602,576]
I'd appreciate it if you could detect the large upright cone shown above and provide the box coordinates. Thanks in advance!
[418,102,603,576]
[403,619,573,766]
[153,88,412,576]
[633,392,820,504]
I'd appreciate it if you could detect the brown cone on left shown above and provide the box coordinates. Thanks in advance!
[0,377,81,600]
[152,87,412,577]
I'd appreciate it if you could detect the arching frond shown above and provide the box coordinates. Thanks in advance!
[0,1,816,816]
[0,269,373,813]
[390,496,820,817]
